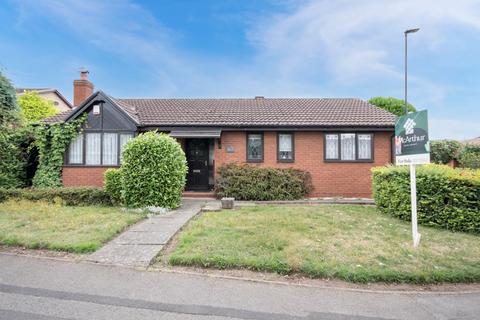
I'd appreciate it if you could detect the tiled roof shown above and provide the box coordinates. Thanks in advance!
[44,94,396,128]
[43,110,73,123]
[116,98,395,127]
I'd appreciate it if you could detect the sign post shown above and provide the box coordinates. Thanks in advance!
[395,110,430,248]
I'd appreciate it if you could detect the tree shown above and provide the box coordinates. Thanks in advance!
[0,71,25,188]
[458,144,480,169]
[0,71,20,127]
[430,140,461,164]
[18,91,58,123]
[368,97,416,116]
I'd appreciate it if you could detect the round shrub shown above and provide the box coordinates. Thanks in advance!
[430,140,461,164]
[121,132,187,208]
[104,168,123,205]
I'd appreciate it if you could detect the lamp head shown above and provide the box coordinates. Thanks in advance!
[405,28,420,34]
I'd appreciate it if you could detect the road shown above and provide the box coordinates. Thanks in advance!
[0,254,478,319]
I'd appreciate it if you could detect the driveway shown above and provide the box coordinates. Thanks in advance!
[0,254,478,320]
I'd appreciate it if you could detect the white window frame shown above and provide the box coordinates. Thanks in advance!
[324,133,374,162]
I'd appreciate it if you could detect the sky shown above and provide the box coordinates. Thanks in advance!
[0,0,479,140]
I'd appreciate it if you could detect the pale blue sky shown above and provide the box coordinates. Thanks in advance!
[1,0,479,139]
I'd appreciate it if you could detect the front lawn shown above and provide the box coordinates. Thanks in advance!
[0,199,145,253]
[169,205,480,283]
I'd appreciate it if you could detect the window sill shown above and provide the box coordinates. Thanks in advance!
[324,159,374,163]
[277,159,294,163]
[63,165,121,168]
[246,159,264,163]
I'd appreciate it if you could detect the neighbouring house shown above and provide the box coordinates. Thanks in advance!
[46,72,396,198]
[16,88,73,112]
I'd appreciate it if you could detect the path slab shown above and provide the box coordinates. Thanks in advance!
[87,199,203,268]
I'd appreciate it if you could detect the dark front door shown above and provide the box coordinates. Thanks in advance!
[186,139,209,191]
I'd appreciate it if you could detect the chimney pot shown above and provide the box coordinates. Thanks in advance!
[80,69,89,80]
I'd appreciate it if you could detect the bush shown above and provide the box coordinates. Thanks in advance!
[458,144,480,169]
[215,163,313,201]
[104,168,123,204]
[121,132,187,208]
[0,187,113,206]
[430,140,461,164]
[372,164,480,234]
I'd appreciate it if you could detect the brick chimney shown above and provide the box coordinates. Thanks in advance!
[73,69,94,107]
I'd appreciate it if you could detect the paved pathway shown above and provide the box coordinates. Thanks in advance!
[87,199,204,268]
[1,254,479,320]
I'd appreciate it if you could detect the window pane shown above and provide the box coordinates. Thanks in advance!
[102,133,118,165]
[86,133,101,165]
[119,133,134,163]
[325,134,338,159]
[68,134,83,164]
[341,133,356,160]
[278,133,293,160]
[247,134,263,160]
[358,134,372,160]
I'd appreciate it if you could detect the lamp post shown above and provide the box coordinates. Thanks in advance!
[404,28,419,115]
[404,27,421,247]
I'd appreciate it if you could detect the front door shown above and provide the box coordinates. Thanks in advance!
[186,139,209,191]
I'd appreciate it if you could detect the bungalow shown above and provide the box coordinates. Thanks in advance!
[47,72,396,198]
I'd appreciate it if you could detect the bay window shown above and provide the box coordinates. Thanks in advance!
[278,133,294,162]
[67,132,134,166]
[325,133,373,162]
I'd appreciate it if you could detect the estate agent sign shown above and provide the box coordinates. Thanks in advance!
[395,110,430,165]
[394,110,430,248]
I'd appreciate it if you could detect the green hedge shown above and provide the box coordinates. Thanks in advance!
[0,187,113,206]
[121,132,187,208]
[215,163,313,201]
[104,168,123,205]
[372,165,480,234]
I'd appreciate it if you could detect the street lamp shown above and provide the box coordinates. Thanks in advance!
[404,28,420,115]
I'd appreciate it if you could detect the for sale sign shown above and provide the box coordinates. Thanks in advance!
[395,110,430,165]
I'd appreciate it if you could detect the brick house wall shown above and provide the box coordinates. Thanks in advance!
[62,130,393,198]
[214,131,393,198]
[63,166,115,188]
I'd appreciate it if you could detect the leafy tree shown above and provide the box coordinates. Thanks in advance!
[458,144,480,169]
[430,140,461,164]
[0,71,25,188]
[0,71,20,127]
[18,91,58,123]
[368,96,416,116]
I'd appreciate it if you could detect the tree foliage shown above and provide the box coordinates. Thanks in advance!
[0,71,25,188]
[459,144,480,169]
[0,71,19,127]
[368,96,416,116]
[32,115,86,188]
[18,91,58,123]
[430,140,461,164]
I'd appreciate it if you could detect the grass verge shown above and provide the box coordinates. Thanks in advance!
[169,204,480,283]
[0,199,145,253]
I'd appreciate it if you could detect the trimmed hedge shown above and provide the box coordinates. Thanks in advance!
[215,163,313,200]
[372,165,480,234]
[121,132,187,208]
[104,168,123,205]
[0,187,113,206]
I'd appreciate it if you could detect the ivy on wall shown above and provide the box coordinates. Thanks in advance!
[32,114,87,188]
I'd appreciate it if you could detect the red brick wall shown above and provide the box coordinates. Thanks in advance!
[62,131,393,198]
[63,166,116,188]
[214,131,393,198]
